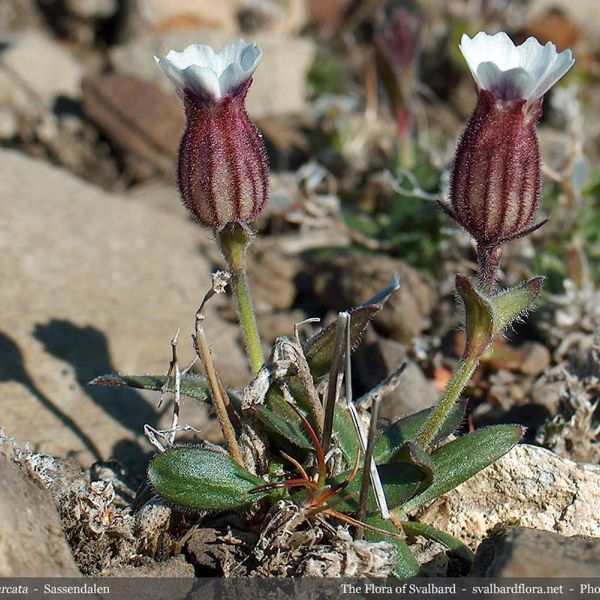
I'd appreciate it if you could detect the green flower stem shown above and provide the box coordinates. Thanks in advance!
[218,225,264,375]
[416,356,478,448]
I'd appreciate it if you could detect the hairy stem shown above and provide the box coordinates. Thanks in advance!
[476,244,502,295]
[218,225,264,375]
[416,357,478,448]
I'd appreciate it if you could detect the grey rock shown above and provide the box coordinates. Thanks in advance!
[0,451,80,576]
[528,0,600,34]
[315,254,435,344]
[354,331,437,421]
[139,0,240,31]
[0,32,83,113]
[0,150,250,468]
[110,29,315,119]
[419,444,600,549]
[471,526,600,577]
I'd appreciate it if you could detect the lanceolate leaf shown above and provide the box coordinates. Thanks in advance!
[327,463,425,514]
[90,373,211,402]
[255,404,313,450]
[400,521,474,563]
[392,442,435,490]
[398,425,523,515]
[373,403,465,464]
[148,447,268,511]
[303,305,380,378]
[490,277,544,335]
[333,403,363,466]
[364,515,420,578]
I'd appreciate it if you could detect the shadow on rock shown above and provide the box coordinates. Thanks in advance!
[30,320,161,471]
[0,329,102,461]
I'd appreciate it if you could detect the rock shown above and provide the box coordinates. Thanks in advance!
[246,238,301,312]
[527,1,600,35]
[354,331,437,421]
[0,32,83,114]
[239,0,308,35]
[140,0,240,32]
[0,108,18,140]
[419,444,600,549]
[307,0,350,29]
[65,0,118,20]
[471,526,600,576]
[0,150,250,469]
[110,29,315,119]
[82,74,184,180]
[126,181,187,217]
[314,254,435,344]
[0,451,80,576]
[256,309,307,346]
[99,555,194,577]
[517,342,552,376]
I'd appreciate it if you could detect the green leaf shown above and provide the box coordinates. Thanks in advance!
[456,274,494,358]
[332,403,363,466]
[392,442,435,490]
[374,403,465,464]
[327,463,425,514]
[303,305,380,378]
[398,425,523,515]
[490,277,544,335]
[400,521,474,563]
[90,373,210,402]
[255,404,313,450]
[364,515,420,578]
[148,447,268,511]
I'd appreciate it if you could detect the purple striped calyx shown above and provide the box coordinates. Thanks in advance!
[155,40,269,230]
[447,32,574,248]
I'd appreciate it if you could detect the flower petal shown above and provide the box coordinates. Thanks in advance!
[459,31,574,102]
[155,39,263,101]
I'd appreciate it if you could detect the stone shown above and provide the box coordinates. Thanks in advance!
[82,74,184,180]
[126,181,187,217]
[0,108,18,140]
[0,150,250,470]
[419,444,600,549]
[139,0,240,32]
[314,254,435,344]
[527,1,600,35]
[65,0,118,20]
[519,341,552,376]
[0,32,83,114]
[110,29,315,119]
[246,238,300,312]
[256,309,307,346]
[354,331,438,421]
[471,526,600,577]
[0,451,80,576]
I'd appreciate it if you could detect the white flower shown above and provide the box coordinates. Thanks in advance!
[155,39,262,101]
[459,32,574,104]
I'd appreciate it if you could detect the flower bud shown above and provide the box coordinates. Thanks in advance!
[155,40,269,230]
[449,90,542,246]
[447,32,574,248]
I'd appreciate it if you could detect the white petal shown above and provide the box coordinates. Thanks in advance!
[155,39,263,101]
[527,48,574,102]
[183,65,222,100]
[459,31,575,103]
[476,63,535,101]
